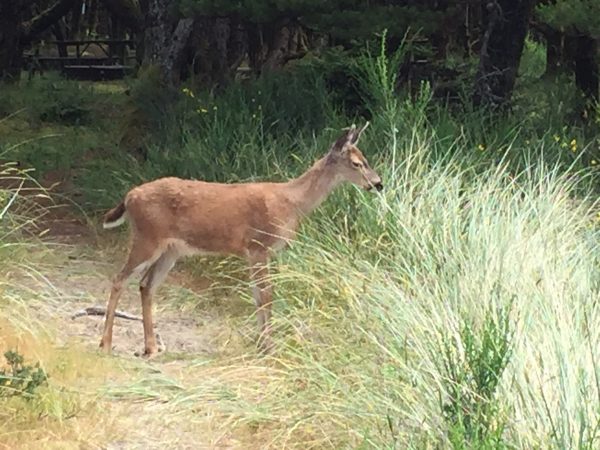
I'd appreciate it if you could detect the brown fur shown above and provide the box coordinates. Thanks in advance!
[99,124,382,357]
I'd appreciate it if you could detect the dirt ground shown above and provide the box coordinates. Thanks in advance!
[5,205,271,449]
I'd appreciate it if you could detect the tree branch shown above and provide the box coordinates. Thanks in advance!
[22,0,79,43]
[71,306,142,321]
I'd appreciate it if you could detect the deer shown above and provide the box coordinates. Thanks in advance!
[99,123,383,357]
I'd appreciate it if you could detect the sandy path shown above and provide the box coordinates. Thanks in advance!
[9,210,266,449]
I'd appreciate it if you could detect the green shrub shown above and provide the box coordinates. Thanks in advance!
[0,350,48,399]
[439,301,514,448]
[6,73,95,125]
[518,36,547,81]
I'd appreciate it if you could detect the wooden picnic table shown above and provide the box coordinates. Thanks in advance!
[25,39,136,80]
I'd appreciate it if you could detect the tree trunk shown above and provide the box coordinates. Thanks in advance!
[465,1,482,56]
[247,23,266,75]
[53,21,69,57]
[262,20,293,72]
[183,18,210,82]
[70,0,83,39]
[545,28,563,75]
[22,0,80,43]
[264,21,307,72]
[473,0,536,108]
[249,19,307,74]
[109,16,126,64]
[86,0,100,36]
[102,0,143,65]
[164,18,195,85]
[0,0,25,82]
[102,0,143,32]
[142,0,194,86]
[227,18,247,74]
[574,35,598,103]
[209,17,231,86]
[181,16,246,87]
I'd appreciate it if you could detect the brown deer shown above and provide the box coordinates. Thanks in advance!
[100,124,382,357]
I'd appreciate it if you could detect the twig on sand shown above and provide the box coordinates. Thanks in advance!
[71,306,142,321]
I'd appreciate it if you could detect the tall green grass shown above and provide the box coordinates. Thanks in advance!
[232,45,600,448]
[243,127,600,448]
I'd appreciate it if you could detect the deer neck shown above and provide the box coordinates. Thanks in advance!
[285,155,342,215]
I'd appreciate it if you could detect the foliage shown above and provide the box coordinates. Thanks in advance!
[179,0,453,42]
[518,37,547,81]
[439,302,514,448]
[352,29,408,124]
[122,65,179,140]
[0,350,48,399]
[536,0,600,37]
[0,73,94,125]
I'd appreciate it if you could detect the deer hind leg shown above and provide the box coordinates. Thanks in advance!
[99,239,161,353]
[249,252,274,354]
[138,248,178,358]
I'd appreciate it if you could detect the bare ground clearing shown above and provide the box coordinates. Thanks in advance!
[2,208,277,449]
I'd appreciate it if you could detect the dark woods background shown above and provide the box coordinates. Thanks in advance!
[1,0,599,210]
[1,1,598,108]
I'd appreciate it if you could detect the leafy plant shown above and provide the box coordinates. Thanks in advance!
[0,350,48,399]
[24,75,94,125]
[438,301,514,448]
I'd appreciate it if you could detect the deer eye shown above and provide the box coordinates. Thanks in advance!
[352,161,362,169]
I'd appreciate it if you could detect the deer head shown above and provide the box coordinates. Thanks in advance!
[327,122,383,192]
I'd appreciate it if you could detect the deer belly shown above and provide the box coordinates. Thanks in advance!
[164,238,220,257]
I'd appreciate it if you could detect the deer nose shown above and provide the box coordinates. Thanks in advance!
[374,182,383,192]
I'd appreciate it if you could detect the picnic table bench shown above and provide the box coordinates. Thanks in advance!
[25,39,136,80]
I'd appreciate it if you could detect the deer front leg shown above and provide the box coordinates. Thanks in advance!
[249,253,274,354]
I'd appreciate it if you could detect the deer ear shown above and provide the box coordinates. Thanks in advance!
[330,124,357,153]
[351,121,369,144]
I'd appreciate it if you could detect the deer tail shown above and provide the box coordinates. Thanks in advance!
[103,201,127,229]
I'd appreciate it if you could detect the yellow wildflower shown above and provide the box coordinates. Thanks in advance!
[478,144,485,151]
[570,139,577,152]
[182,87,194,98]
[553,134,560,142]
[198,108,208,113]
[591,160,597,165]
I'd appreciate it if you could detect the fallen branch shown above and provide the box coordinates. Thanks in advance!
[71,306,142,321]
